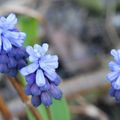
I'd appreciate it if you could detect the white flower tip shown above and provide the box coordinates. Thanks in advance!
[39,62,46,68]
[118,50,120,55]
[9,13,15,17]
[20,69,25,76]
[42,43,49,50]
[7,13,16,20]
[111,49,117,56]
[36,81,45,87]
[34,44,41,49]
[26,46,33,53]
[54,55,58,61]
[20,32,26,37]
[36,76,46,86]
[113,83,120,90]
[36,69,46,87]
[20,66,31,76]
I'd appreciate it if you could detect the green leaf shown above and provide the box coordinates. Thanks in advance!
[26,107,35,120]
[50,97,71,120]
[26,105,50,120]
[18,16,40,46]
[37,105,50,120]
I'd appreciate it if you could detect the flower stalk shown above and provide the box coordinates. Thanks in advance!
[0,96,12,120]
[6,76,42,120]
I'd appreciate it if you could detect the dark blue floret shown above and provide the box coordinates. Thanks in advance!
[7,68,17,77]
[25,84,32,95]
[109,87,120,102]
[8,57,17,68]
[109,87,116,97]
[15,47,28,58]
[31,96,41,107]
[26,73,35,85]
[17,59,27,69]
[41,92,52,107]
[52,75,62,86]
[31,84,41,96]
[24,74,62,107]
[115,90,120,102]
[8,47,18,57]
[49,84,62,100]
[40,79,50,91]
[0,46,28,77]
[0,54,9,64]
[0,64,9,73]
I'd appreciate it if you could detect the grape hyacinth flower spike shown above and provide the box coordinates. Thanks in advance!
[0,13,28,76]
[107,49,120,102]
[20,43,62,107]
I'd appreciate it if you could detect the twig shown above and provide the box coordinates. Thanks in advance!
[70,96,109,120]
[6,76,28,103]
[6,76,42,120]
[0,5,47,24]
[70,104,109,120]
[0,96,12,120]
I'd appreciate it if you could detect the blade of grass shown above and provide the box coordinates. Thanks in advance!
[49,97,71,120]
[37,105,50,120]
[26,107,35,120]
[18,16,40,46]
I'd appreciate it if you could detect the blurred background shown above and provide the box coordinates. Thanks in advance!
[1,0,120,120]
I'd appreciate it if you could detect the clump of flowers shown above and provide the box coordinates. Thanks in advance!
[20,44,62,107]
[107,49,120,102]
[0,13,28,76]
[0,13,62,107]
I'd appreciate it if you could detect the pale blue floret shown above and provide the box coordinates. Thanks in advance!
[20,43,59,87]
[111,49,120,63]
[107,49,120,89]
[0,13,26,51]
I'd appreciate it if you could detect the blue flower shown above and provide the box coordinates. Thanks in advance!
[109,87,120,102]
[0,13,28,76]
[107,49,120,102]
[20,43,62,107]
[20,43,59,87]
[0,13,26,51]
[107,49,120,90]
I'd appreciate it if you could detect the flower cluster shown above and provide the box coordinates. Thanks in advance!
[107,49,120,102]
[0,13,26,51]
[20,44,62,107]
[0,13,62,107]
[0,13,27,76]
